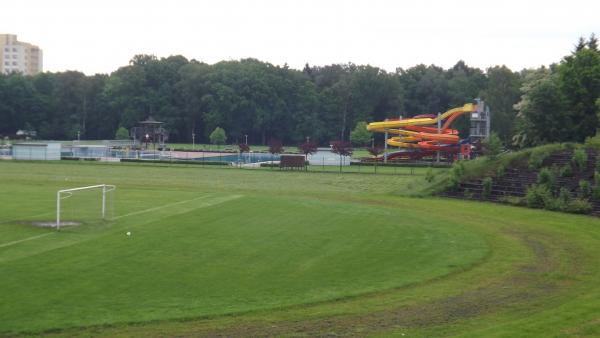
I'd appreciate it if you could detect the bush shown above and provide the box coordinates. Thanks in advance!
[559,164,573,177]
[447,161,466,190]
[525,184,553,209]
[549,187,572,211]
[499,196,525,206]
[482,177,493,199]
[496,164,506,177]
[425,168,435,183]
[585,133,600,150]
[528,149,551,169]
[593,181,600,200]
[565,198,592,214]
[536,167,555,188]
[558,187,571,204]
[596,156,600,174]
[483,132,503,159]
[571,148,588,170]
[579,179,592,199]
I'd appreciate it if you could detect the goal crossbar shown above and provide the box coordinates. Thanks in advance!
[56,184,116,230]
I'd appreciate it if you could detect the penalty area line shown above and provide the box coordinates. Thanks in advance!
[112,194,243,220]
[0,233,54,249]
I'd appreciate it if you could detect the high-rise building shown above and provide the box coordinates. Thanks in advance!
[0,34,43,75]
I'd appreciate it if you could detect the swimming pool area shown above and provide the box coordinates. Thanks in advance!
[3,143,352,166]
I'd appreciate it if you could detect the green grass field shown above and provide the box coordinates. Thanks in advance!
[0,160,599,337]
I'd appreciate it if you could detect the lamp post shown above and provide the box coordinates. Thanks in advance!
[245,134,248,145]
[192,132,196,151]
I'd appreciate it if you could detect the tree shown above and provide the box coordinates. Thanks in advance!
[367,146,383,173]
[209,127,227,148]
[482,132,503,159]
[331,140,353,172]
[349,121,372,146]
[588,33,598,52]
[115,126,129,140]
[267,138,284,168]
[367,146,383,158]
[268,138,284,155]
[513,69,569,147]
[238,143,250,167]
[557,47,600,142]
[479,66,522,145]
[297,141,318,164]
[575,37,587,52]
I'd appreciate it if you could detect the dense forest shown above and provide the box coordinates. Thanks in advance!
[1,35,598,147]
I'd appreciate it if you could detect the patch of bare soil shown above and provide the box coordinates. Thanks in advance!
[29,221,81,228]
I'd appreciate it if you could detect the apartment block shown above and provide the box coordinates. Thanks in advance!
[0,34,43,75]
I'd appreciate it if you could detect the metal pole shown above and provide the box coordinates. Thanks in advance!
[437,113,441,163]
[485,104,491,139]
[384,129,388,164]
[102,185,106,219]
[56,191,61,231]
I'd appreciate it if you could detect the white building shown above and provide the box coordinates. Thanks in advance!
[12,143,61,161]
[0,34,43,75]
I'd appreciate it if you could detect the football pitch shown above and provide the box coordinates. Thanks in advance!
[0,161,599,337]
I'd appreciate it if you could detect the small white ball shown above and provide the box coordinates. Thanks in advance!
[126,231,131,236]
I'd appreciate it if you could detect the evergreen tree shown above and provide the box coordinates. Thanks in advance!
[589,33,599,52]
[575,37,587,52]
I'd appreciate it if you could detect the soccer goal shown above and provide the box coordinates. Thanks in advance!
[56,184,116,230]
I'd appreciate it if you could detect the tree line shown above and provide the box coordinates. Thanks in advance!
[0,34,598,148]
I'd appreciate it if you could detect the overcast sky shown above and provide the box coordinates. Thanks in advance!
[1,0,598,75]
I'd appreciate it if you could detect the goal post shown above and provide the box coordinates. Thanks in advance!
[56,184,116,230]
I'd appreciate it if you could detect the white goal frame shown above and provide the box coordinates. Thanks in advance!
[56,184,116,230]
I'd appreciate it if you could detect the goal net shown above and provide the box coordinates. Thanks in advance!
[56,184,116,230]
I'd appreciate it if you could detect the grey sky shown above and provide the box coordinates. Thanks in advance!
[1,0,598,74]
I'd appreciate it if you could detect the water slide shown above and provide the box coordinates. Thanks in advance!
[367,103,477,158]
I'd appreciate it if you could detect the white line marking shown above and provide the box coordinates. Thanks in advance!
[0,233,54,249]
[112,194,243,220]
